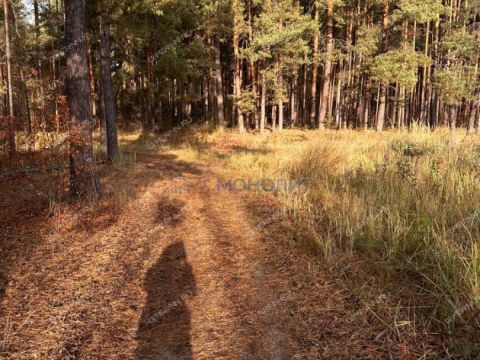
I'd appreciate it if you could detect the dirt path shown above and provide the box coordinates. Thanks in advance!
[0,154,424,359]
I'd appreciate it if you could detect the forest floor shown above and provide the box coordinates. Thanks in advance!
[0,136,441,359]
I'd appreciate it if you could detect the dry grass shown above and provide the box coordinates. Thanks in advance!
[166,125,480,358]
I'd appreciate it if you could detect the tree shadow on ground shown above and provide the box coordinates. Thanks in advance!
[136,153,208,180]
[136,242,196,360]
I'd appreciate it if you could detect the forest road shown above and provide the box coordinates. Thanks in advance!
[0,154,416,359]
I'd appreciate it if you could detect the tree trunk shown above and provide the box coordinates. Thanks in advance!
[450,105,457,131]
[100,83,107,153]
[232,0,245,133]
[271,103,277,130]
[376,0,389,132]
[215,40,225,128]
[290,78,297,127]
[473,91,480,134]
[364,81,371,129]
[20,70,32,142]
[65,0,99,199]
[421,21,430,124]
[302,57,308,125]
[100,17,120,163]
[278,99,283,131]
[310,0,319,126]
[4,0,15,155]
[318,0,334,129]
[247,0,257,130]
[260,72,266,134]
[34,0,47,135]
[467,97,477,135]
[335,62,344,129]
[87,41,97,122]
[377,86,387,131]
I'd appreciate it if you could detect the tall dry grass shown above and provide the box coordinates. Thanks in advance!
[176,127,480,338]
[287,130,480,326]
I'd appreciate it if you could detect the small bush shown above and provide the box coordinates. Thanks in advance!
[390,138,431,157]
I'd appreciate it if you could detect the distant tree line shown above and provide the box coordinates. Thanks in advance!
[1,0,480,196]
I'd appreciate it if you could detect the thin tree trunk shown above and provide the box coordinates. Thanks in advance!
[335,62,344,129]
[1,65,5,118]
[146,47,155,127]
[260,72,266,134]
[87,41,97,121]
[477,99,480,134]
[34,0,47,133]
[302,58,308,125]
[247,0,257,130]
[100,82,107,153]
[290,78,297,127]
[318,0,334,129]
[450,105,457,130]
[271,102,277,130]
[376,0,389,132]
[20,70,32,142]
[215,40,225,128]
[4,0,15,155]
[430,14,440,129]
[467,96,477,135]
[310,0,319,126]
[232,0,245,133]
[364,80,371,129]
[421,21,430,124]
[278,99,283,131]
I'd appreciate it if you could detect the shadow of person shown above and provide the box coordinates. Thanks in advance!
[136,242,196,360]
[0,272,6,314]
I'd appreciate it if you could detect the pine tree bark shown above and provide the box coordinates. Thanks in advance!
[449,105,457,130]
[376,0,389,132]
[260,72,266,134]
[100,17,119,163]
[477,99,480,134]
[430,14,440,129]
[318,0,334,129]
[87,41,98,125]
[301,57,308,125]
[467,96,477,135]
[271,101,277,130]
[278,99,283,131]
[65,0,99,199]
[1,65,5,118]
[4,0,15,155]
[310,0,319,126]
[335,62,344,129]
[232,0,245,133]
[247,0,257,129]
[20,70,32,143]
[33,0,41,143]
[290,78,297,127]
[215,40,225,128]
[420,21,430,124]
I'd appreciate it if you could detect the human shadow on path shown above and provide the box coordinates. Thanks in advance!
[0,272,6,311]
[136,242,196,360]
